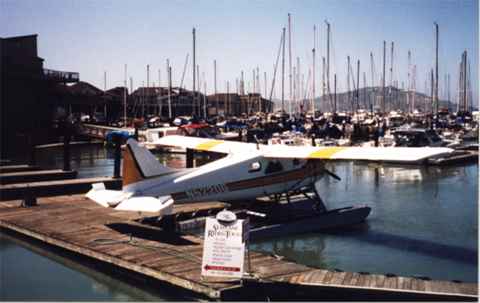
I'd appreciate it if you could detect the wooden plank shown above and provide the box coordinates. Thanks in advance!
[0,177,121,200]
[161,261,202,275]
[411,278,426,292]
[328,271,347,285]
[140,254,187,268]
[354,272,368,287]
[341,271,354,286]
[321,270,335,284]
[384,276,398,289]
[371,274,386,288]
[0,165,40,173]
[119,249,162,262]
[347,272,362,286]
[300,269,329,284]
[0,169,77,185]
[400,277,414,290]
[256,262,310,279]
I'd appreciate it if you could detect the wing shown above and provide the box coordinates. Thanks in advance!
[154,135,454,163]
[262,145,454,163]
[154,135,257,154]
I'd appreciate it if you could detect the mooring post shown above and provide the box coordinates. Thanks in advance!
[22,186,37,207]
[186,148,194,168]
[134,127,139,140]
[311,134,316,146]
[28,134,36,166]
[63,121,71,171]
[113,133,122,178]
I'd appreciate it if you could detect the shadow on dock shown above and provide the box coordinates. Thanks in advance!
[106,223,197,246]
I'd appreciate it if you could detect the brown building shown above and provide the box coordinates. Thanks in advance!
[1,34,80,158]
[207,93,273,116]
[129,87,207,118]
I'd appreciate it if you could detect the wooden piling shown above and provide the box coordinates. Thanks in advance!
[186,148,194,168]
[113,133,122,179]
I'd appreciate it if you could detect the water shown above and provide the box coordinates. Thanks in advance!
[254,162,478,282]
[0,232,182,301]
[1,144,477,300]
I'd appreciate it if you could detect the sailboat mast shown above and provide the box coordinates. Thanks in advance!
[288,13,293,116]
[370,52,374,112]
[463,50,467,112]
[168,66,172,119]
[356,60,360,111]
[430,69,434,114]
[312,25,316,115]
[382,41,386,113]
[407,50,411,113]
[192,28,196,116]
[434,22,439,114]
[325,20,331,107]
[412,65,416,111]
[322,57,326,111]
[334,73,337,113]
[123,64,127,125]
[282,27,286,113]
[214,59,218,115]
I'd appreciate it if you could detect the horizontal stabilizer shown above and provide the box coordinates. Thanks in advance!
[114,196,174,214]
[86,183,132,207]
[86,183,174,215]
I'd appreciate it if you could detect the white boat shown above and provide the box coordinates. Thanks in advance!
[141,127,185,153]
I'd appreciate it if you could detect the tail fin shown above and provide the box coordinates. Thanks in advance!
[123,138,175,187]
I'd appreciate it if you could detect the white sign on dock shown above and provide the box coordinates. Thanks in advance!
[201,213,246,278]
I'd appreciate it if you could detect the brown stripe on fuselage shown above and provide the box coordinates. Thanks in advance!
[169,161,324,202]
[227,161,324,192]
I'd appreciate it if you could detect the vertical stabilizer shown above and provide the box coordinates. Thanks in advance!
[123,139,175,187]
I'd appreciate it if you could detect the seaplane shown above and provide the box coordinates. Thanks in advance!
[86,135,453,230]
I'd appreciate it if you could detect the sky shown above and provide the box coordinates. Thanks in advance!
[1,0,478,105]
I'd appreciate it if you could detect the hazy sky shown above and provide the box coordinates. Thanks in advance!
[2,0,478,104]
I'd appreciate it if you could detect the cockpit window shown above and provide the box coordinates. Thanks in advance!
[249,162,262,173]
[265,161,284,174]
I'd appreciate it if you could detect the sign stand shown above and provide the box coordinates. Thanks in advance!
[201,210,251,281]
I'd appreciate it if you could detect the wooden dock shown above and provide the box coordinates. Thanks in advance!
[0,195,476,300]
[0,164,40,173]
[0,177,121,201]
[0,169,77,185]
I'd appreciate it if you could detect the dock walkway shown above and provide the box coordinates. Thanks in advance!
[0,195,477,300]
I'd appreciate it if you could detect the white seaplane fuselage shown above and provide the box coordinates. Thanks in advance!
[124,152,325,204]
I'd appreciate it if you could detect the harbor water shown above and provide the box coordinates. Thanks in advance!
[1,144,477,300]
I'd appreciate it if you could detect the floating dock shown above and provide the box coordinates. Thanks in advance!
[0,169,77,185]
[0,194,477,301]
[0,177,121,201]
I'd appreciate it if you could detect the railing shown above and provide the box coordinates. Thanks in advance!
[43,68,79,83]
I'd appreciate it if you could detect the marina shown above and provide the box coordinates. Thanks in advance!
[1,0,478,301]
[0,143,477,300]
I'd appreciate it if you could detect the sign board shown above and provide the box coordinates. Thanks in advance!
[201,215,247,278]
